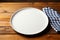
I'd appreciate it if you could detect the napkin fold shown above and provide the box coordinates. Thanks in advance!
[42,7,60,32]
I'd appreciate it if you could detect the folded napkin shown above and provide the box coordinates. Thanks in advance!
[42,7,60,32]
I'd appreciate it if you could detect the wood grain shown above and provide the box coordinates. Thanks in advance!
[0,34,60,40]
[0,2,60,40]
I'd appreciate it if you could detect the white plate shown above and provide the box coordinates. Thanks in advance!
[10,7,49,35]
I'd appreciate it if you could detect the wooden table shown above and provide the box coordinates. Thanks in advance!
[0,2,60,40]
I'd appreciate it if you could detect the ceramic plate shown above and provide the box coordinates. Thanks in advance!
[10,7,49,35]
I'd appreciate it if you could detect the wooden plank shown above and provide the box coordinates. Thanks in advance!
[0,21,10,26]
[0,18,10,21]
[0,34,60,40]
[0,3,32,13]
[48,2,60,13]
[33,2,48,9]
[0,13,11,18]
[0,26,15,34]
[0,34,51,40]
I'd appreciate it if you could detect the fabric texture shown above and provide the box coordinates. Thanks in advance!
[42,7,60,32]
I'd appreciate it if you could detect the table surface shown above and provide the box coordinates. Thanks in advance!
[0,2,60,40]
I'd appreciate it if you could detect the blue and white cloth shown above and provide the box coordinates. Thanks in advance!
[42,7,60,32]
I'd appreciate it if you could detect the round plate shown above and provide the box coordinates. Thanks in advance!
[10,7,49,35]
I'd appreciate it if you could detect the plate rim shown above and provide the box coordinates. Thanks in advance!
[10,7,49,35]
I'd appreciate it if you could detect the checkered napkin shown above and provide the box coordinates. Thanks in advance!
[42,7,60,32]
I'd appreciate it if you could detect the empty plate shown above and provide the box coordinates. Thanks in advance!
[10,7,49,35]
